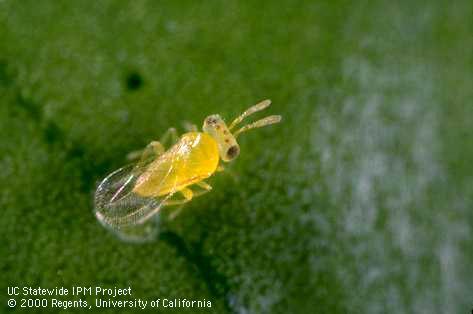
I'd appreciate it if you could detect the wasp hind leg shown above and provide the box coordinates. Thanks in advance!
[163,188,192,220]
[165,182,212,220]
[127,141,165,162]
[195,181,212,194]
[163,188,194,206]
[127,127,179,162]
[163,181,212,207]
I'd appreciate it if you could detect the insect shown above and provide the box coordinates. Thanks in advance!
[94,99,281,241]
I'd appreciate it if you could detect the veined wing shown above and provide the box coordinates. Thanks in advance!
[94,164,166,227]
[93,139,195,241]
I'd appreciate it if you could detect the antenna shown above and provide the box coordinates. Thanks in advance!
[229,99,272,130]
[234,115,282,138]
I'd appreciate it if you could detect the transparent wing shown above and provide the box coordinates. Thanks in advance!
[95,165,161,222]
[94,164,165,242]
[93,141,189,242]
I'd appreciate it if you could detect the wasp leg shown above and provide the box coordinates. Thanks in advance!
[127,141,165,161]
[180,187,193,200]
[168,205,185,220]
[182,121,198,132]
[164,188,194,220]
[165,183,211,220]
[163,181,211,206]
[160,127,179,147]
[216,164,238,182]
[127,128,178,162]
[163,187,193,206]
[195,181,212,194]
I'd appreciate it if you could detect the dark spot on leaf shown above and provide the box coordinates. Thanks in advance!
[67,145,86,159]
[125,71,143,91]
[0,60,12,86]
[43,121,64,144]
[16,94,42,120]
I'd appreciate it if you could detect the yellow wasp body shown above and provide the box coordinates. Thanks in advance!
[133,132,219,198]
[94,99,281,241]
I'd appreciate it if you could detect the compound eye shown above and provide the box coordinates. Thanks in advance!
[206,117,218,125]
[226,145,240,159]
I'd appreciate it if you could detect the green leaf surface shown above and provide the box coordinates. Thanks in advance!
[1,1,472,313]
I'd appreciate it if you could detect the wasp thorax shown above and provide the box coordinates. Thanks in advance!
[203,114,240,162]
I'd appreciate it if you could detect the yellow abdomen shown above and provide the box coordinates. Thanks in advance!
[133,132,219,197]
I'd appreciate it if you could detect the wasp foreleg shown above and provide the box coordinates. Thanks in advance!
[216,164,238,182]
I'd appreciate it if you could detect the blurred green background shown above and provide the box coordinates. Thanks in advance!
[1,0,472,313]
